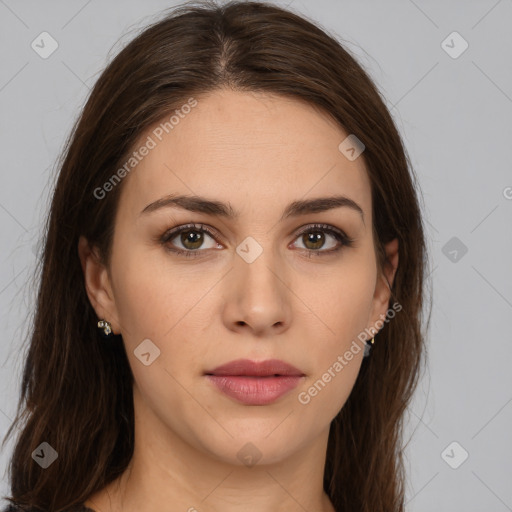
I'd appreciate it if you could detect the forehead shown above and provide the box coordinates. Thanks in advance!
[118,89,372,222]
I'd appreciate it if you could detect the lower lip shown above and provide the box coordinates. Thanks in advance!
[205,375,304,405]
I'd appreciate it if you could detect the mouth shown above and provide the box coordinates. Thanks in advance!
[204,359,305,405]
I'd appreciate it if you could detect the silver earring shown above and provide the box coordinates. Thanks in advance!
[363,337,375,357]
[97,319,113,337]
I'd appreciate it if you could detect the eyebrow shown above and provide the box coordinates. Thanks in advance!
[140,193,365,224]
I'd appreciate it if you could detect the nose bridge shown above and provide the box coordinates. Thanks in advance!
[235,235,283,296]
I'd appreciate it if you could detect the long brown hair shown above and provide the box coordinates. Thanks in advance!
[1,1,431,510]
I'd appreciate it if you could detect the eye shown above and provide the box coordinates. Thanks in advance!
[291,223,354,257]
[160,223,221,258]
[159,222,354,258]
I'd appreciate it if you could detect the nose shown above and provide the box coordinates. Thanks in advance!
[222,248,292,337]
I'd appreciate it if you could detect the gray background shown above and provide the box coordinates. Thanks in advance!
[1,0,511,510]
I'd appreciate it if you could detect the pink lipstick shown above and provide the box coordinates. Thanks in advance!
[205,359,305,406]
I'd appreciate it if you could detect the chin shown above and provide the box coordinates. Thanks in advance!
[191,422,307,467]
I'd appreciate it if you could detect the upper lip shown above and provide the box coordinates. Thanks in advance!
[205,359,304,377]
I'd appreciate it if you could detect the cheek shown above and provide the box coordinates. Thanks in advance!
[310,257,376,347]
[109,246,182,346]
[110,257,201,414]
[297,258,375,410]
[110,247,211,376]
[297,288,371,422]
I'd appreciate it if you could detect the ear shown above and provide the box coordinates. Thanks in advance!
[78,235,121,335]
[367,237,399,336]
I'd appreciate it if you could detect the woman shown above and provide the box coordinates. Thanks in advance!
[1,1,430,511]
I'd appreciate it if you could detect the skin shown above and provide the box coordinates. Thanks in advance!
[79,88,398,512]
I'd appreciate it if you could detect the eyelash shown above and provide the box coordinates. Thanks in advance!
[159,222,354,258]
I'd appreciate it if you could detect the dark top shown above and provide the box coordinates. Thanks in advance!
[2,504,94,512]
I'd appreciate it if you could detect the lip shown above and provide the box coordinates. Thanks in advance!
[205,359,305,406]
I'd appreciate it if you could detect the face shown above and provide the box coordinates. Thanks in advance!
[80,88,398,468]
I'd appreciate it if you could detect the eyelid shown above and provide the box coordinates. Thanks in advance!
[160,222,221,244]
[293,222,347,240]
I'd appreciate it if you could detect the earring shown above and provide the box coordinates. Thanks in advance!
[363,337,375,357]
[97,319,113,337]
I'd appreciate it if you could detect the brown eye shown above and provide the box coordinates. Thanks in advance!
[292,224,354,256]
[178,229,206,250]
[160,222,354,259]
[300,231,330,251]
[160,223,220,257]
